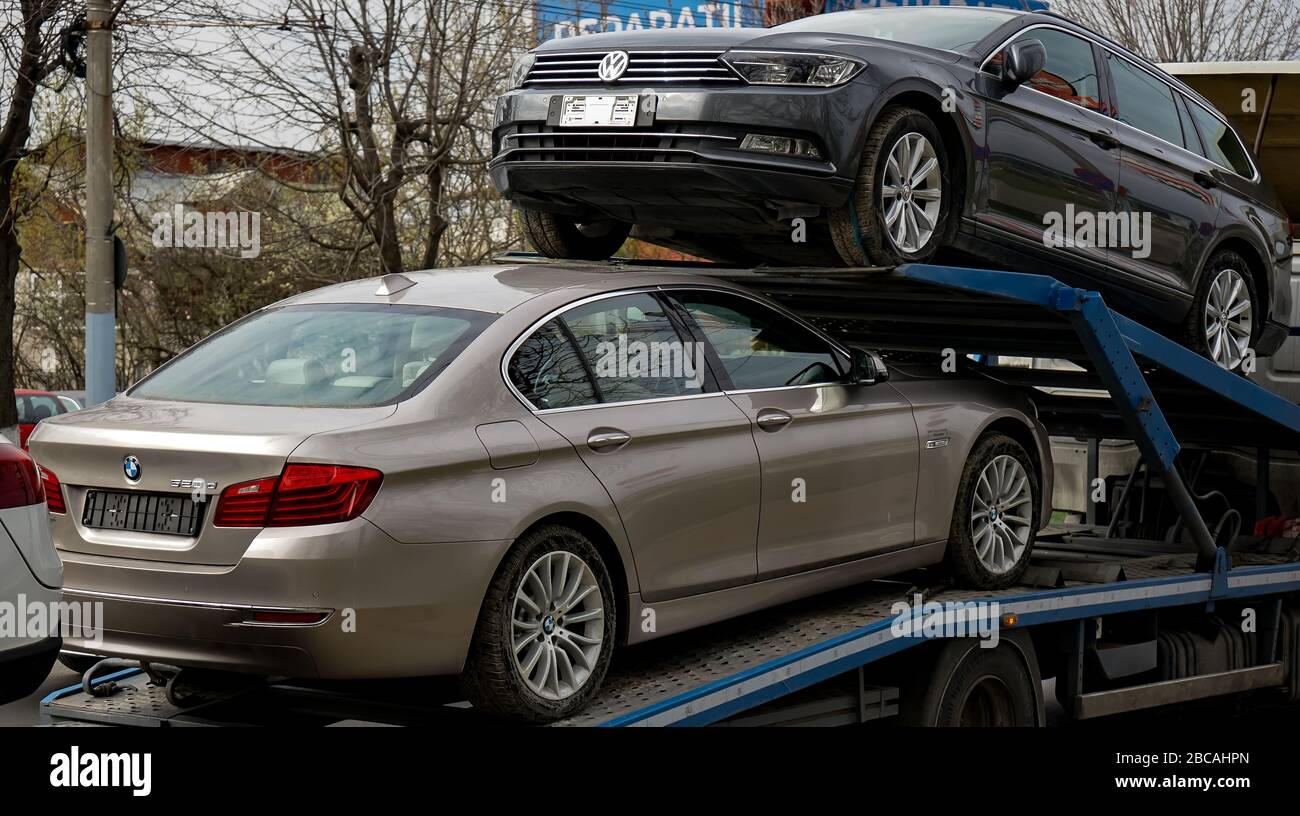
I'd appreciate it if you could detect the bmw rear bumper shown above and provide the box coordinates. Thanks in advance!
[57,519,512,679]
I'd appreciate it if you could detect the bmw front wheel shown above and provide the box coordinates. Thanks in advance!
[946,433,1039,589]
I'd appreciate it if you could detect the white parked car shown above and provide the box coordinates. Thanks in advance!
[0,437,63,705]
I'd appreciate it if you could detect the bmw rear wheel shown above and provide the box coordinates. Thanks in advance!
[462,524,616,722]
[831,106,951,266]
[1187,249,1258,372]
[516,207,631,261]
[946,433,1039,589]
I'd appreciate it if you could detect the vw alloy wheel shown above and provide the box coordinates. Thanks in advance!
[1203,267,1253,370]
[881,132,942,254]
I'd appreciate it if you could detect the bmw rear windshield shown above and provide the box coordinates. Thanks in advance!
[772,7,1019,52]
[129,303,495,408]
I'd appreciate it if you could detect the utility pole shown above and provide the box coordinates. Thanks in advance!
[84,0,116,406]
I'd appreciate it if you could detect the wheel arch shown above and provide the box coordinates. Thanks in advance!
[1201,231,1272,328]
[857,83,975,228]
[505,510,635,647]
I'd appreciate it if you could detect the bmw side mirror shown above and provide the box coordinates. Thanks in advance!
[1003,39,1046,87]
[849,347,889,385]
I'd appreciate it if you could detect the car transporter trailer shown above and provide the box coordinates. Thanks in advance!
[37,261,1300,727]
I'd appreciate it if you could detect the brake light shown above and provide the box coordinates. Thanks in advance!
[0,446,45,510]
[213,465,382,528]
[212,475,278,527]
[37,464,62,513]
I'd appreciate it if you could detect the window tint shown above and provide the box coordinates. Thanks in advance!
[562,293,706,404]
[508,320,599,410]
[16,395,63,424]
[989,29,1103,112]
[1187,101,1254,178]
[672,291,841,390]
[131,304,491,407]
[1106,54,1185,147]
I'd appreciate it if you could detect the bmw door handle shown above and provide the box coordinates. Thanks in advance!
[587,430,630,451]
[1089,129,1119,150]
[1193,171,1218,189]
[755,409,793,432]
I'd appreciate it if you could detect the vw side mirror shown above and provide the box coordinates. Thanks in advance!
[1003,39,1046,86]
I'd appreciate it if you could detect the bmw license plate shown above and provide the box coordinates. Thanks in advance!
[559,95,639,127]
[82,490,205,537]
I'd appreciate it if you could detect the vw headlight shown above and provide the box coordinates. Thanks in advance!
[510,52,536,89]
[721,50,865,87]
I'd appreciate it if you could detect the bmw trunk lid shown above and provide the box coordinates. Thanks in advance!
[27,397,395,565]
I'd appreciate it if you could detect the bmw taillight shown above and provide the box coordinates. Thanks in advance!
[0,446,46,510]
[36,464,63,514]
[213,464,382,528]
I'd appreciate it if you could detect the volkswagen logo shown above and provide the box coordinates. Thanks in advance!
[597,50,629,82]
[122,455,142,484]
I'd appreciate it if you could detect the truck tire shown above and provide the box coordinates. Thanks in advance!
[946,432,1039,589]
[517,207,630,261]
[830,106,951,266]
[462,524,617,722]
[900,635,1042,726]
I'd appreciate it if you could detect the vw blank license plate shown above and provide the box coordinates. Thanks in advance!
[82,489,205,537]
[560,95,638,127]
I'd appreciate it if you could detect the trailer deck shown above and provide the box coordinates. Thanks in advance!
[39,261,1300,727]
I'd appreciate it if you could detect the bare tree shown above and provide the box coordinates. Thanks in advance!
[142,0,530,274]
[0,0,77,438]
[1057,0,1300,61]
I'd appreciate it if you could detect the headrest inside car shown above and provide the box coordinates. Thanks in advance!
[266,358,327,386]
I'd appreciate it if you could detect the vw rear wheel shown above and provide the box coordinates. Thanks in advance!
[1187,250,1258,372]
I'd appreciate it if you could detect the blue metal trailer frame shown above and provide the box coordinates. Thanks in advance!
[37,262,1300,727]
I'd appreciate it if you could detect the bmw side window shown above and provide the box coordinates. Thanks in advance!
[561,293,707,404]
[508,320,599,410]
[1186,100,1254,178]
[671,291,842,390]
[987,29,1103,112]
[1106,54,1186,148]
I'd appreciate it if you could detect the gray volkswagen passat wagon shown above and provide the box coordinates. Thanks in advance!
[491,7,1291,371]
[30,264,1051,721]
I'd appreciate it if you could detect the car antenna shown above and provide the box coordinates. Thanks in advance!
[375,272,417,296]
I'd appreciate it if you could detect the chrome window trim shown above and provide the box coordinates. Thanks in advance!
[978,22,1260,182]
[500,284,852,413]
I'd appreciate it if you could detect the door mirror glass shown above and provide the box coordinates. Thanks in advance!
[849,347,889,385]
[1004,39,1046,87]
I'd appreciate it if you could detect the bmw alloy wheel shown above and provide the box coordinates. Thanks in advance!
[1203,267,1253,370]
[970,454,1033,575]
[511,550,606,701]
[881,132,942,254]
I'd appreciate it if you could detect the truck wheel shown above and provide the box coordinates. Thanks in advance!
[517,207,630,261]
[946,432,1039,589]
[900,637,1041,726]
[1185,249,1258,371]
[830,106,951,266]
[462,524,617,722]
